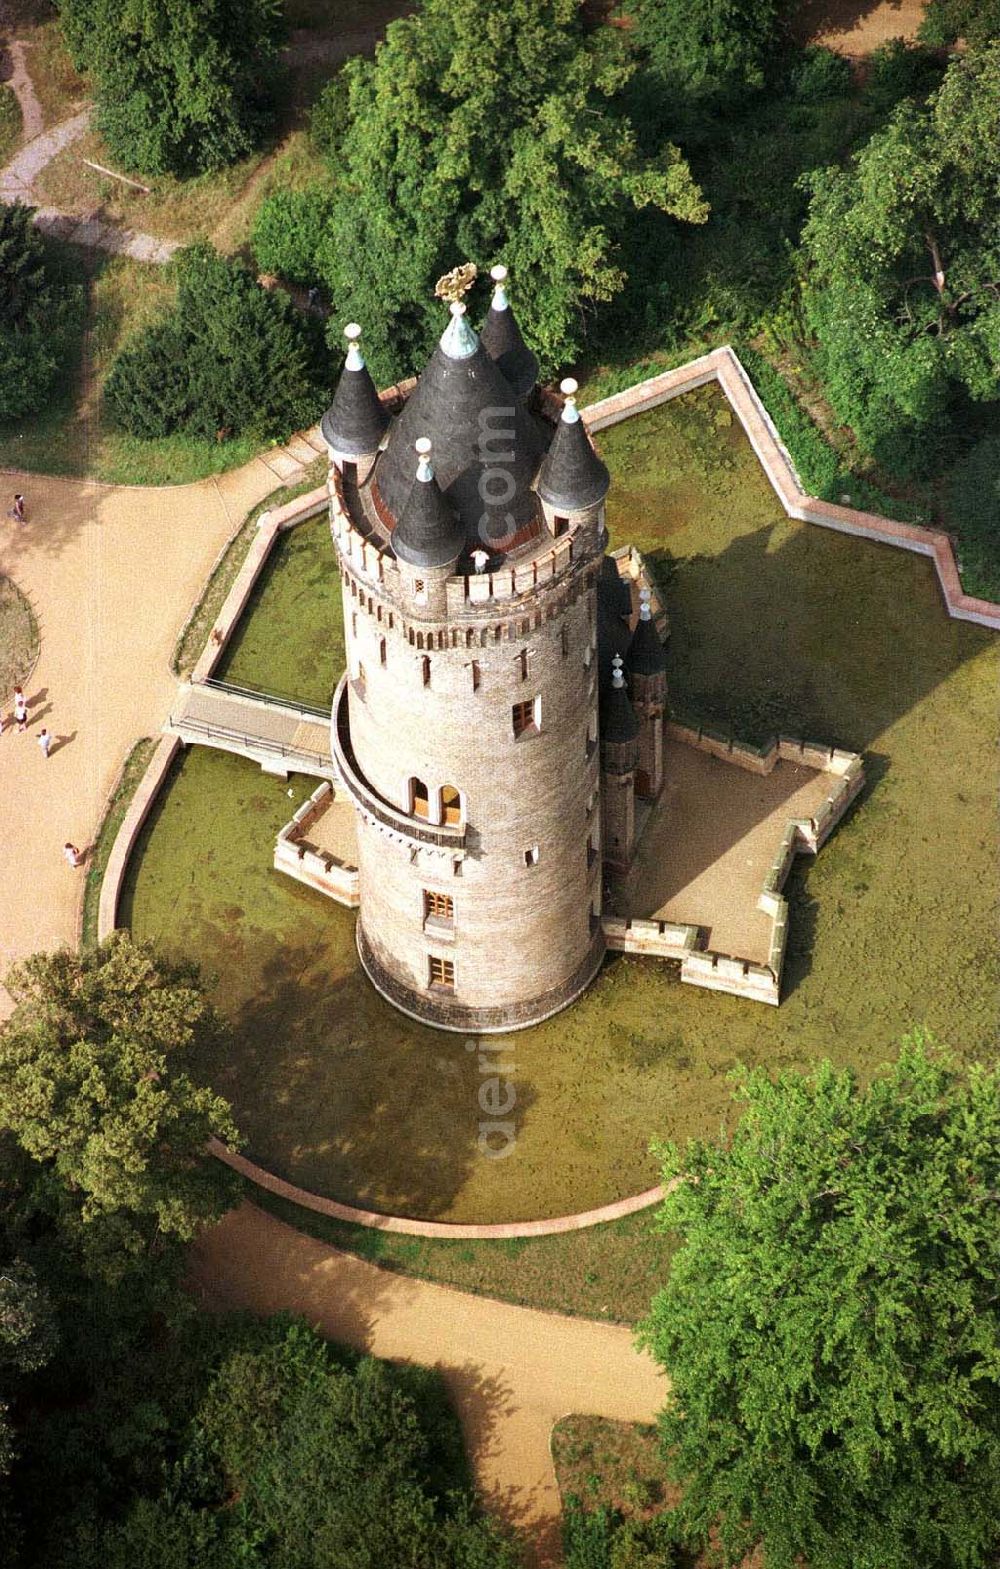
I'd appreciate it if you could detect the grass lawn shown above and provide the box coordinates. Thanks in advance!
[0,84,22,166]
[122,385,999,1237]
[553,1415,668,1521]
[251,1187,675,1324]
[0,575,39,701]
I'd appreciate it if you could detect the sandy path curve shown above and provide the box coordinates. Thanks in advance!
[190,1203,667,1568]
[0,460,282,1013]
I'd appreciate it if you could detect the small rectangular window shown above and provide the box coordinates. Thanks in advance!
[379,637,387,667]
[428,956,455,990]
[524,845,539,867]
[561,625,569,658]
[414,579,426,596]
[512,696,540,738]
[517,648,530,682]
[351,610,358,637]
[471,659,481,691]
[553,515,569,537]
[424,890,454,922]
[421,655,431,687]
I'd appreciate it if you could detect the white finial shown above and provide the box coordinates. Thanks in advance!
[639,587,653,622]
[611,654,625,689]
[560,376,580,424]
[344,322,364,371]
[490,263,509,311]
[415,436,433,482]
[441,299,478,360]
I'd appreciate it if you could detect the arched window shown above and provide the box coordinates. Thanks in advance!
[440,785,462,826]
[410,778,429,820]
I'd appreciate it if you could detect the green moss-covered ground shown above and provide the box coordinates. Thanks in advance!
[216,516,344,707]
[124,385,998,1226]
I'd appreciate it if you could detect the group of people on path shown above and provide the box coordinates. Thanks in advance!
[4,494,83,866]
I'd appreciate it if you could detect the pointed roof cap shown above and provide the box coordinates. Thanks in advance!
[374,298,548,549]
[536,379,610,512]
[627,589,667,675]
[392,438,466,569]
[480,264,538,400]
[600,655,641,746]
[321,323,390,457]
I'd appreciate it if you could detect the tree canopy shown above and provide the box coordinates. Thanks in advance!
[104,244,329,444]
[640,1035,1000,1569]
[0,933,242,1274]
[259,0,706,382]
[801,43,1000,476]
[631,0,793,100]
[56,0,285,176]
[0,203,81,422]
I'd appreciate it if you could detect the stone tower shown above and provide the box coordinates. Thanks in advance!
[322,270,638,1033]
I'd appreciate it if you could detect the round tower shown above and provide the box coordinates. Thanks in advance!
[328,289,607,1032]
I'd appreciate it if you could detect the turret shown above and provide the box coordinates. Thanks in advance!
[600,654,640,873]
[626,587,667,800]
[321,323,389,482]
[392,438,465,612]
[536,378,610,543]
[479,264,538,401]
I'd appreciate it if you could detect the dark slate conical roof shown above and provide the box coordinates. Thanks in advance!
[374,303,549,552]
[392,441,466,569]
[479,266,538,400]
[627,602,667,675]
[536,381,609,512]
[600,659,641,746]
[321,325,390,457]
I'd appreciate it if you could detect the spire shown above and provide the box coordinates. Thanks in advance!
[480,263,538,399]
[320,323,390,457]
[392,438,466,569]
[440,300,479,361]
[600,654,640,746]
[536,378,610,512]
[627,587,667,676]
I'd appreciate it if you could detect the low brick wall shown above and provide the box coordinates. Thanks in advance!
[97,733,182,939]
[274,780,359,908]
[209,1136,667,1239]
[583,346,1000,632]
[611,723,865,1005]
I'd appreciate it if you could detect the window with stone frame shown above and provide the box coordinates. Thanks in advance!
[428,955,455,989]
[424,890,455,925]
[512,695,540,738]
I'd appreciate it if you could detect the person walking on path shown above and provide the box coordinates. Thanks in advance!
[63,843,83,868]
[9,494,25,524]
[37,726,51,758]
[13,687,27,732]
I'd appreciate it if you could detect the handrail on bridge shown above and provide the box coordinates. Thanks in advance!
[169,712,332,768]
[199,676,332,722]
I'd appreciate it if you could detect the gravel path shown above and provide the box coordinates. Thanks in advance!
[191,1202,667,1569]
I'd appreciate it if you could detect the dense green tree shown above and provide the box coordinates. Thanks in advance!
[104,244,329,443]
[801,44,1000,476]
[919,0,1000,46]
[639,1036,1000,1569]
[251,187,336,285]
[274,0,706,382]
[61,1320,520,1569]
[945,432,1000,596]
[0,932,241,1274]
[0,203,80,421]
[56,0,285,176]
[631,0,792,100]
